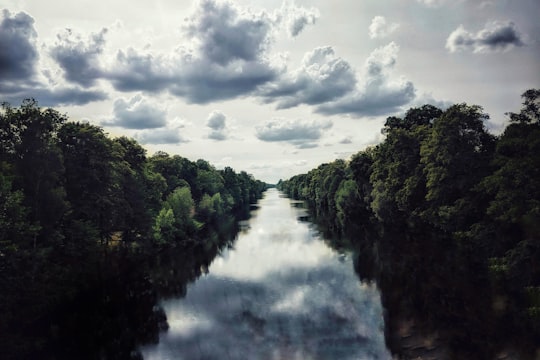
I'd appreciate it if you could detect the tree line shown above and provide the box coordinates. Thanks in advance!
[278,89,540,359]
[0,99,266,359]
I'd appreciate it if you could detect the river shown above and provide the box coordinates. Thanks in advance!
[140,188,391,360]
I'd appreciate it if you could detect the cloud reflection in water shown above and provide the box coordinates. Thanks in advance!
[140,189,391,360]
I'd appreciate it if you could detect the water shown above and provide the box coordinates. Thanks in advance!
[140,189,391,360]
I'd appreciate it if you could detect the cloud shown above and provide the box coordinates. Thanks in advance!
[37,88,105,108]
[446,21,524,53]
[411,92,453,111]
[185,0,271,66]
[134,129,187,145]
[339,137,353,144]
[0,77,107,107]
[316,42,416,117]
[368,16,399,39]
[103,0,283,104]
[0,10,108,106]
[134,125,189,145]
[0,9,38,86]
[281,2,320,37]
[255,118,332,148]
[102,95,167,129]
[2,1,322,107]
[206,110,229,141]
[261,46,356,109]
[50,27,107,86]
[106,48,175,92]
[416,0,448,7]
[168,56,278,104]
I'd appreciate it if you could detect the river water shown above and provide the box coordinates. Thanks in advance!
[140,188,391,360]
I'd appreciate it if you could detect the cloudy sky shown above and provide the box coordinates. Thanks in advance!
[1,0,539,183]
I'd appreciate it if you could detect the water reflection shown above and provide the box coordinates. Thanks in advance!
[140,189,391,360]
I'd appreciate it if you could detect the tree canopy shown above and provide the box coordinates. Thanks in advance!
[0,99,266,360]
[278,89,540,358]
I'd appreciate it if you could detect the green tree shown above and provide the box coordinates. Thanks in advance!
[1,99,68,246]
[420,104,495,232]
[482,89,540,344]
[114,137,165,242]
[58,122,121,243]
[153,186,197,244]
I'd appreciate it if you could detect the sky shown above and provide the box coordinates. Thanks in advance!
[1,0,539,183]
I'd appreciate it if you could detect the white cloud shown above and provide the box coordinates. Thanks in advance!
[102,94,167,129]
[317,42,416,117]
[446,21,524,53]
[261,46,356,109]
[134,125,189,145]
[368,16,399,39]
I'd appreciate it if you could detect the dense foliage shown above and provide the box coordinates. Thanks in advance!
[279,90,540,359]
[0,99,266,359]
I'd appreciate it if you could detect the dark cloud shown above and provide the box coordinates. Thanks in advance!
[185,0,271,66]
[317,82,415,117]
[261,46,356,109]
[50,28,107,86]
[256,118,332,148]
[107,48,174,93]
[102,95,167,129]
[0,10,38,83]
[0,82,107,107]
[207,111,226,130]
[316,42,416,117]
[446,21,524,53]
[168,58,277,104]
[34,86,107,106]
[2,1,322,107]
[206,110,229,141]
[0,10,108,107]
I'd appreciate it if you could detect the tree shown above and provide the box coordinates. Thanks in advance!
[482,90,540,342]
[1,99,68,246]
[58,122,121,243]
[420,104,495,231]
[114,137,165,241]
[153,187,197,244]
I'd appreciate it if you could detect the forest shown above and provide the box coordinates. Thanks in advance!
[278,89,540,359]
[0,99,266,359]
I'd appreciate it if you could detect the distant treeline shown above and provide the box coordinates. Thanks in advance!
[278,89,540,359]
[0,99,266,359]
